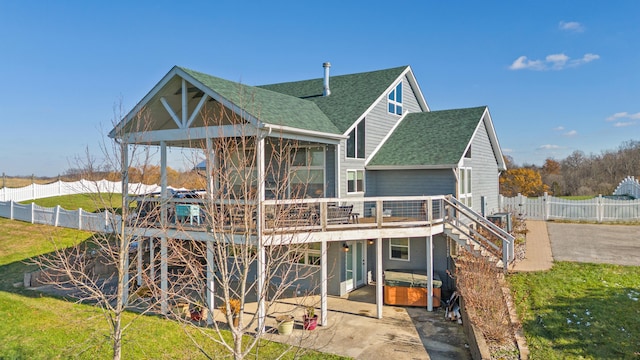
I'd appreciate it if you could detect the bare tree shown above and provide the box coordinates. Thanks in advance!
[34,104,163,360]
[124,100,331,359]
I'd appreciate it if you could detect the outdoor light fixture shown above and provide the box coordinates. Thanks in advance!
[342,243,349,252]
[368,239,375,245]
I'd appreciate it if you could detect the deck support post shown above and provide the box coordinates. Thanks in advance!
[426,234,433,311]
[256,135,266,334]
[137,237,143,286]
[376,236,383,319]
[206,240,215,325]
[160,236,168,314]
[160,141,168,315]
[321,239,328,326]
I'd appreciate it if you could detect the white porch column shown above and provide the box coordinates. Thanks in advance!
[160,236,168,314]
[256,135,266,333]
[206,240,215,325]
[376,237,383,319]
[320,239,328,326]
[121,141,130,305]
[427,234,434,311]
[160,141,168,314]
[136,237,143,286]
[149,237,155,281]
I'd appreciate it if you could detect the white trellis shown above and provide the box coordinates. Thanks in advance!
[613,176,640,199]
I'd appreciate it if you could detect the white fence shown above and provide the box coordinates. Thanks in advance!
[500,193,640,222]
[0,179,169,202]
[0,200,121,232]
[0,179,189,232]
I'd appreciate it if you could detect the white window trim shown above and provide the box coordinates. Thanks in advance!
[389,238,410,261]
[459,167,472,207]
[387,81,403,116]
[346,169,365,194]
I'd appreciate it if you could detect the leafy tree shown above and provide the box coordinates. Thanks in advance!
[500,167,548,197]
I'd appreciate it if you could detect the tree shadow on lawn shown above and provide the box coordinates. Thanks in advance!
[522,286,640,359]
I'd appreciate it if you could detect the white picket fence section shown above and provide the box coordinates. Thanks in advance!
[0,179,169,202]
[0,179,190,232]
[500,193,640,222]
[0,200,120,232]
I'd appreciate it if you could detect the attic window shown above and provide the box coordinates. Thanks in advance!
[387,82,403,115]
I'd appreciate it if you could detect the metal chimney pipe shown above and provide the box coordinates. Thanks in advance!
[322,62,331,96]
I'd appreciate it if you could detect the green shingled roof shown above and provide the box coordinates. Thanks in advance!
[259,66,408,133]
[178,67,341,134]
[368,106,487,167]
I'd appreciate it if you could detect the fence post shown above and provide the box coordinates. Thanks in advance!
[10,200,14,220]
[54,205,60,227]
[31,202,35,224]
[543,192,549,221]
[78,208,83,230]
[517,193,524,218]
[598,194,603,223]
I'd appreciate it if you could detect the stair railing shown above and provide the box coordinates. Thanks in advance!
[443,195,515,269]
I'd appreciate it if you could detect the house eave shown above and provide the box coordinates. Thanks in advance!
[366,164,457,171]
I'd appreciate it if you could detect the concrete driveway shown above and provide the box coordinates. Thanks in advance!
[547,222,640,266]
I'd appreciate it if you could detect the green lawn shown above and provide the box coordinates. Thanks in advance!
[509,262,640,359]
[22,193,125,213]
[0,218,345,359]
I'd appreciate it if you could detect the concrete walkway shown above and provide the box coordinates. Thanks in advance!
[511,220,554,272]
[260,285,470,360]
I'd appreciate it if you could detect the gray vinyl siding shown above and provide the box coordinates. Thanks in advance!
[468,120,501,214]
[383,237,427,271]
[364,75,422,161]
[365,169,456,197]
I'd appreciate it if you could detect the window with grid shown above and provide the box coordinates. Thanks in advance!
[387,82,403,115]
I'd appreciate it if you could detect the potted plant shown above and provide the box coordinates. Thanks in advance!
[303,306,318,330]
[276,314,294,335]
[190,302,208,322]
[219,298,241,327]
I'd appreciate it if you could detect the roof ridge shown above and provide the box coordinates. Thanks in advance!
[258,65,409,87]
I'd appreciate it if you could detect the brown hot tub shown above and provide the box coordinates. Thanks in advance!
[383,269,442,307]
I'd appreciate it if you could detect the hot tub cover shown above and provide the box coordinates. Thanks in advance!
[384,269,442,288]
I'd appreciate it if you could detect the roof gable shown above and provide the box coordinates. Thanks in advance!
[367,106,488,167]
[258,66,409,133]
[178,67,341,134]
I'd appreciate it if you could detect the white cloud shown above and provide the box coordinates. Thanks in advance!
[546,53,569,70]
[553,126,565,131]
[539,144,561,150]
[509,56,545,70]
[607,112,640,127]
[614,121,635,127]
[559,21,585,32]
[502,148,513,153]
[564,130,577,136]
[509,53,599,71]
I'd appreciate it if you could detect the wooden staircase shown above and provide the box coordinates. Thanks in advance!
[443,196,515,271]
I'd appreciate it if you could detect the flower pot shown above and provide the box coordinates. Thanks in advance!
[303,315,318,330]
[276,315,294,335]
[190,307,208,322]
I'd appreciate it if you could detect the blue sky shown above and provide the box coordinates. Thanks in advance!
[1,1,638,176]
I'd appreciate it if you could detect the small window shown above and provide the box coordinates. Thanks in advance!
[347,170,364,193]
[459,167,472,207]
[387,82,403,115]
[347,119,366,159]
[389,238,409,261]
